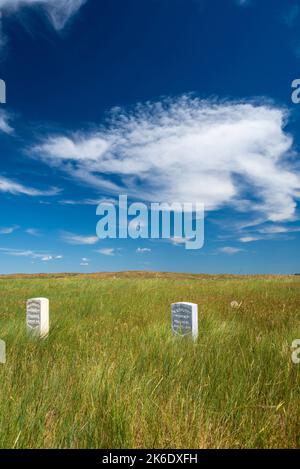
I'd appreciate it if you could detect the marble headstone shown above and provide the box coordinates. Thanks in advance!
[171,302,198,340]
[0,340,5,364]
[26,298,49,338]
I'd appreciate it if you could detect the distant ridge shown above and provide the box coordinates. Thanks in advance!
[0,271,297,280]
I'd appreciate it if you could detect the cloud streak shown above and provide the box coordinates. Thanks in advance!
[0,175,60,196]
[0,0,87,49]
[25,228,41,236]
[61,231,99,245]
[0,248,62,260]
[96,248,116,256]
[239,236,258,243]
[0,225,19,234]
[136,247,151,253]
[32,96,300,224]
[0,110,13,134]
[219,247,244,255]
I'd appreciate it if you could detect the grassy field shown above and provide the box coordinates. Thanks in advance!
[0,272,299,449]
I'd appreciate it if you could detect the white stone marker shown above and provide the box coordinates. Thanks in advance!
[0,340,5,364]
[171,302,198,341]
[26,298,49,338]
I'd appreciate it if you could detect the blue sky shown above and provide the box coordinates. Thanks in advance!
[0,0,300,274]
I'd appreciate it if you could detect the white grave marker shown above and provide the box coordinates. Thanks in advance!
[26,298,49,338]
[0,340,5,364]
[171,302,198,340]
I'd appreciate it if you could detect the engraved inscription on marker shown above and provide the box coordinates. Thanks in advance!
[171,302,198,340]
[26,298,49,338]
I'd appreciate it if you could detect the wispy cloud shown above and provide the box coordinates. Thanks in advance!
[96,248,116,256]
[219,247,244,255]
[227,218,300,245]
[32,96,300,226]
[136,247,151,253]
[0,0,88,50]
[258,225,288,235]
[239,236,259,243]
[257,224,300,235]
[0,248,62,260]
[25,228,41,236]
[61,231,99,245]
[0,110,13,134]
[80,257,89,266]
[59,197,115,206]
[41,255,62,261]
[0,175,60,196]
[0,225,19,234]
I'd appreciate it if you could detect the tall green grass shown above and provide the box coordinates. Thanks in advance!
[0,274,299,448]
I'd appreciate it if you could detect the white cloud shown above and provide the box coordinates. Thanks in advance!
[41,254,62,261]
[0,0,87,48]
[0,110,13,134]
[237,223,300,242]
[96,248,116,256]
[136,247,151,253]
[0,248,62,260]
[59,197,115,206]
[0,225,19,234]
[219,246,243,255]
[0,175,60,196]
[0,0,87,29]
[257,224,300,235]
[258,225,288,234]
[32,96,300,225]
[39,134,109,160]
[3,249,35,257]
[80,257,89,266]
[26,228,41,236]
[61,231,98,245]
[239,236,258,243]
